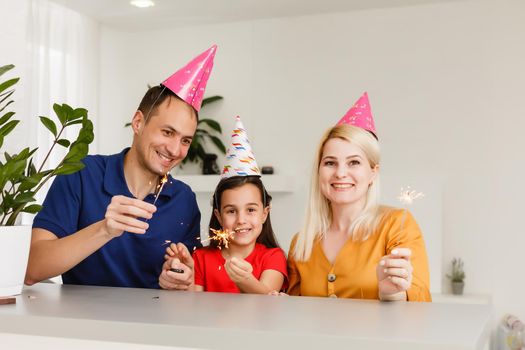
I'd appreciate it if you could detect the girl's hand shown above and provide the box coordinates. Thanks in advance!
[376,248,413,300]
[224,257,253,283]
[164,243,176,260]
[164,243,194,270]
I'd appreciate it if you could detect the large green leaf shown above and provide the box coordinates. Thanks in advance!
[209,135,227,154]
[1,193,14,211]
[61,104,74,122]
[0,111,15,126]
[12,147,35,161]
[2,158,27,181]
[0,78,19,95]
[70,107,87,121]
[18,173,46,192]
[22,204,43,214]
[54,162,85,176]
[201,95,223,107]
[64,142,88,162]
[77,120,94,144]
[13,192,36,205]
[56,139,71,148]
[39,116,57,137]
[53,103,67,125]
[198,118,222,133]
[0,64,14,77]
[0,119,19,137]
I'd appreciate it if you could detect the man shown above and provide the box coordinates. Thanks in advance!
[25,45,217,289]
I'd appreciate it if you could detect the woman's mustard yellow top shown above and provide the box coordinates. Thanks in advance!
[287,207,431,301]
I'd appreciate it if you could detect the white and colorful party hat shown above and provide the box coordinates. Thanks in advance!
[221,116,260,178]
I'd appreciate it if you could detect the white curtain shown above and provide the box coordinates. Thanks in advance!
[24,0,99,223]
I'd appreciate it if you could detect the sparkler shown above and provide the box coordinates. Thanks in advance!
[200,228,235,249]
[397,186,424,231]
[153,173,169,206]
[397,186,424,205]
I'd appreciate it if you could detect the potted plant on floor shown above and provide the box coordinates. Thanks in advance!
[447,257,465,295]
[0,64,94,297]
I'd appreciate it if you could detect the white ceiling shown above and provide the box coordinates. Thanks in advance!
[51,0,460,30]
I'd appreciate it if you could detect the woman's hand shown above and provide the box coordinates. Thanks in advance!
[224,257,253,283]
[268,290,289,296]
[376,248,413,300]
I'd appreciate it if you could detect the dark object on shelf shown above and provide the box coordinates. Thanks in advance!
[203,153,220,175]
[261,166,274,175]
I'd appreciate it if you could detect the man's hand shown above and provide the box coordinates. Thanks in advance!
[103,195,156,238]
[159,243,194,290]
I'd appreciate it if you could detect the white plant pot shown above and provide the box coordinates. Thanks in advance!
[0,225,31,297]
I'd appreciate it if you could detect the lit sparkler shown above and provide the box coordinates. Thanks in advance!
[397,186,424,205]
[153,173,169,206]
[397,186,424,231]
[200,228,234,249]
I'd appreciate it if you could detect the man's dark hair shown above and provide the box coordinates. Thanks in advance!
[137,85,198,122]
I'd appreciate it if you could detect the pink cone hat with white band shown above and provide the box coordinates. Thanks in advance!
[337,92,377,137]
[162,45,217,112]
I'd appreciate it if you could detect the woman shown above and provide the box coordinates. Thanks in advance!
[287,93,431,301]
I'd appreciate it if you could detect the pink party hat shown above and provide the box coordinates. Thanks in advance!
[221,116,260,178]
[337,92,377,137]
[162,45,217,112]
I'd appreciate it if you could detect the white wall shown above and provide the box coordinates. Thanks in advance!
[99,0,525,323]
[0,0,30,154]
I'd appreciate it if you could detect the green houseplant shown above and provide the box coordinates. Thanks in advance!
[446,257,465,295]
[0,64,94,296]
[182,95,226,169]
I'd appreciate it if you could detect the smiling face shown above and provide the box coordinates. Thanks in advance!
[318,137,378,208]
[131,96,197,176]
[214,183,269,248]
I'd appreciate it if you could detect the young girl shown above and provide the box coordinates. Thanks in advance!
[192,175,287,293]
[163,116,287,294]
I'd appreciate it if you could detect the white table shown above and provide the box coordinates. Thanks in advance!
[0,283,491,349]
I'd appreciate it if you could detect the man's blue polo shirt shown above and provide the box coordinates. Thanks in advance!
[33,148,201,289]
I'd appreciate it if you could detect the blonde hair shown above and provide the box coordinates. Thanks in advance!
[292,124,383,261]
